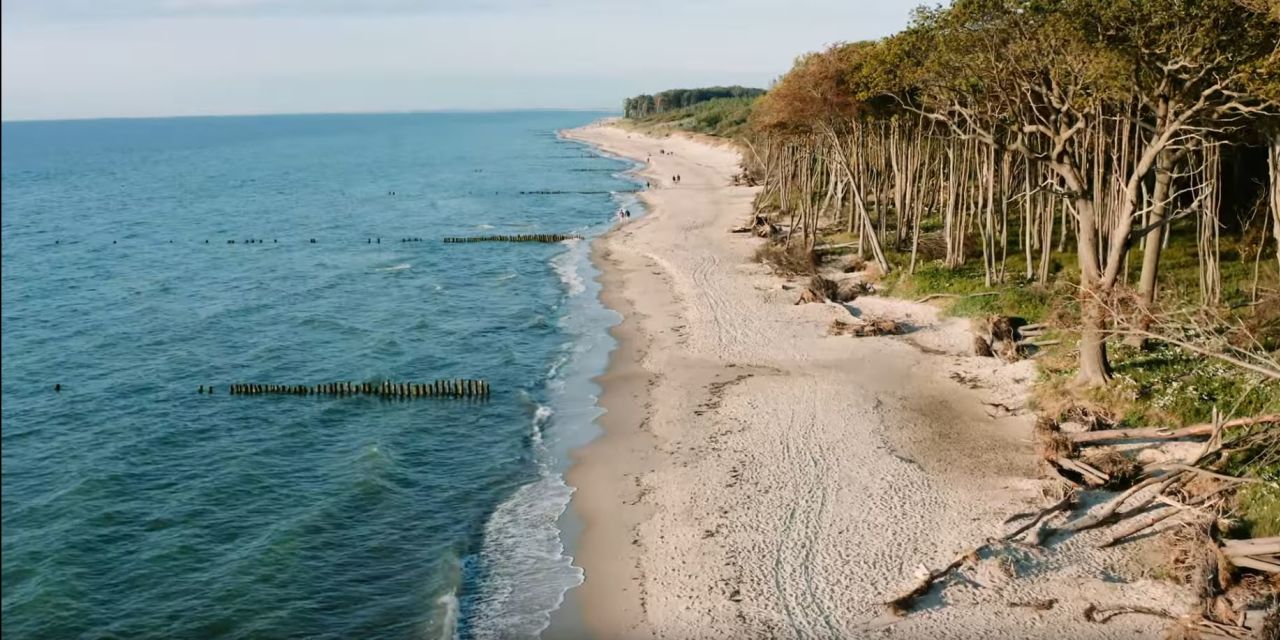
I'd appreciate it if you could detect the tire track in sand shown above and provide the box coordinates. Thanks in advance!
[769,381,840,638]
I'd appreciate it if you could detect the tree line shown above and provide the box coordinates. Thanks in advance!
[735,0,1278,387]
[623,86,766,119]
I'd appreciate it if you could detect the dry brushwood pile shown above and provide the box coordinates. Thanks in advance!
[795,275,866,305]
[827,317,903,337]
[969,316,1058,362]
[840,254,867,273]
[732,214,779,238]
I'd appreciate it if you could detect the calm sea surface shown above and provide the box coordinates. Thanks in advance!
[0,111,633,639]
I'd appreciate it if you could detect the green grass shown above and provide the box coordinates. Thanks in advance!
[1102,341,1280,427]
[622,97,758,138]
[1235,484,1280,538]
[876,259,1059,321]
[1126,231,1278,311]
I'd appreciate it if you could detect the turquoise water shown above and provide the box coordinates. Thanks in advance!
[0,112,632,639]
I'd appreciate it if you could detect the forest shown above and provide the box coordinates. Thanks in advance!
[738,0,1278,388]
[625,0,1280,612]
[622,86,765,119]
[623,0,1280,395]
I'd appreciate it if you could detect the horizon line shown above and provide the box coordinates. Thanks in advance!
[0,106,622,125]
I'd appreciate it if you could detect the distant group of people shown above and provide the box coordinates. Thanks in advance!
[615,208,632,220]
[641,150,680,187]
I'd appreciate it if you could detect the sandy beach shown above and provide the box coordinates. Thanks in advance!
[559,121,1188,639]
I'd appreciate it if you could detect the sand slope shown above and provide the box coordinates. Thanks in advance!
[559,122,1187,639]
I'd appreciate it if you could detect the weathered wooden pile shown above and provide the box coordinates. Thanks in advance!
[443,234,581,243]
[226,380,490,398]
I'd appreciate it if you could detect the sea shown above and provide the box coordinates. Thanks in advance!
[0,111,636,639]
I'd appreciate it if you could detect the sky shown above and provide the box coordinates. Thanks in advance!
[0,0,918,121]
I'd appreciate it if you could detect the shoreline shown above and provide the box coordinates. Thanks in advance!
[557,121,1185,638]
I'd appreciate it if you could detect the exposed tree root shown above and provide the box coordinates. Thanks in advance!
[1083,603,1179,624]
[886,548,983,617]
[886,492,1075,616]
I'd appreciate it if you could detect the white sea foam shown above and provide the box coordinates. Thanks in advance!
[468,402,580,640]
[435,590,459,640]
[531,405,553,444]
[468,139,625,639]
[467,473,582,640]
[549,240,585,297]
[374,263,412,272]
[546,351,570,382]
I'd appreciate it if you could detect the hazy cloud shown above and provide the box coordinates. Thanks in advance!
[1,0,915,120]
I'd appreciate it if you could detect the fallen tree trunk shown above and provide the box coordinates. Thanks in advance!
[1097,484,1236,548]
[1068,415,1280,445]
[1220,537,1280,557]
[1227,556,1280,573]
[813,242,858,252]
[1050,474,1183,536]
[915,291,999,304]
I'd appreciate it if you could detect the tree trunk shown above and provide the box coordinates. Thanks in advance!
[1271,134,1280,272]
[1078,291,1113,386]
[1127,151,1174,346]
[1053,156,1112,387]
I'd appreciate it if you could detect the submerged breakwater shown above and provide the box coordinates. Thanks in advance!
[1,112,637,639]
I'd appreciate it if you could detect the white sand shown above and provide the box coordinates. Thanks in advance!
[559,121,1189,639]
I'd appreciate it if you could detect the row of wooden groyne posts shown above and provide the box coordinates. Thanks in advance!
[443,234,582,243]
[214,379,490,398]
